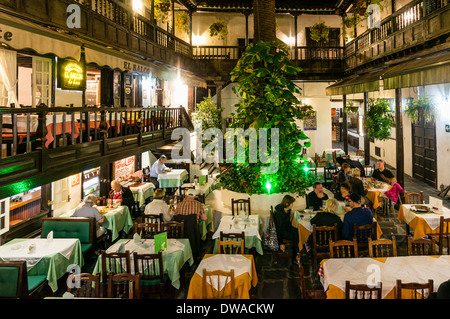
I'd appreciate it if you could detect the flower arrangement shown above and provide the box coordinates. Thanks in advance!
[209,20,228,40]
[175,11,190,34]
[309,21,330,43]
[365,97,395,141]
[404,95,437,124]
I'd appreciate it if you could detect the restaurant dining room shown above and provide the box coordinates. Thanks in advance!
[1,0,450,314]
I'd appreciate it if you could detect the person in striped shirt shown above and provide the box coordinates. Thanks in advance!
[174,188,207,221]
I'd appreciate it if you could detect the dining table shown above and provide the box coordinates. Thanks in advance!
[397,203,450,239]
[63,205,133,242]
[292,208,383,252]
[187,253,258,299]
[127,182,155,207]
[212,215,263,255]
[364,181,391,210]
[158,169,189,188]
[318,255,450,299]
[0,238,84,292]
[92,238,193,289]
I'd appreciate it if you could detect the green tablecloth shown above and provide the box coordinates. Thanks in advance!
[130,183,154,206]
[0,238,84,292]
[199,204,213,241]
[101,206,134,241]
[92,238,193,290]
[158,169,189,188]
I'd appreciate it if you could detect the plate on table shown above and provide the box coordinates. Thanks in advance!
[413,205,430,213]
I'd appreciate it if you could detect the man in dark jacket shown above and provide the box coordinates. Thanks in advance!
[307,182,329,211]
[342,193,374,241]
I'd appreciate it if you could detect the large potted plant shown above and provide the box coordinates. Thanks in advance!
[192,96,224,149]
[404,95,437,124]
[209,20,228,40]
[365,97,395,141]
[217,40,315,211]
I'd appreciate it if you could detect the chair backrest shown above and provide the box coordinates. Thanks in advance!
[164,194,179,205]
[67,272,101,298]
[332,151,337,164]
[134,222,159,239]
[96,196,106,206]
[143,213,164,231]
[363,165,375,177]
[404,191,424,204]
[368,236,397,257]
[0,261,28,299]
[396,279,434,299]
[100,250,131,284]
[356,149,364,157]
[107,273,141,299]
[353,222,377,245]
[41,217,95,244]
[161,221,184,238]
[179,185,195,200]
[312,224,338,251]
[133,252,164,284]
[202,269,236,299]
[231,198,251,216]
[407,236,436,256]
[438,216,450,255]
[218,239,245,254]
[329,239,359,258]
[195,193,206,204]
[345,280,382,299]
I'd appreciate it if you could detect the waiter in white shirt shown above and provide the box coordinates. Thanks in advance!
[150,155,172,188]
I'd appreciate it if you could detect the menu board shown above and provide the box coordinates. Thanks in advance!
[82,167,100,197]
[114,156,135,180]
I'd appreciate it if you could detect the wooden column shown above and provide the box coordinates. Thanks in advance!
[342,94,348,154]
[363,92,370,165]
[245,11,250,46]
[171,0,175,35]
[151,0,155,23]
[189,10,193,45]
[293,14,298,60]
[395,88,404,187]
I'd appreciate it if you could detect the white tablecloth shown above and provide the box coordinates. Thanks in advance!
[401,204,450,231]
[0,238,78,270]
[212,215,261,240]
[321,255,450,299]
[195,254,251,291]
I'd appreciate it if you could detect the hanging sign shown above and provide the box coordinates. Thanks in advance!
[57,58,86,90]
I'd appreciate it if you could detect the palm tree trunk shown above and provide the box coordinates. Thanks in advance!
[253,0,276,43]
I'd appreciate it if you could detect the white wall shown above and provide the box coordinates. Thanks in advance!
[52,175,82,217]
[18,67,32,106]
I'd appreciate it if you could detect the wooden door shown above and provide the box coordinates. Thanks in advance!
[412,119,437,187]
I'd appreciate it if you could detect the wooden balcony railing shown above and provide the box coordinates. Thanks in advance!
[344,0,449,70]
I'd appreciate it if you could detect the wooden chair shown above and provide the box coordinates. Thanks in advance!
[133,252,166,298]
[404,191,424,204]
[353,222,377,256]
[161,221,184,238]
[345,280,382,299]
[407,236,436,256]
[368,236,397,257]
[195,193,206,204]
[107,273,141,299]
[220,231,245,242]
[363,164,375,177]
[218,239,245,254]
[298,256,326,299]
[100,250,131,287]
[329,239,358,258]
[324,166,339,188]
[314,153,326,168]
[231,198,251,216]
[178,184,195,200]
[428,216,450,255]
[270,206,293,264]
[312,224,338,273]
[0,261,29,299]
[67,272,101,298]
[134,222,159,239]
[356,149,365,157]
[201,269,236,299]
[164,194,179,205]
[396,279,434,299]
[96,196,106,206]
[143,213,164,232]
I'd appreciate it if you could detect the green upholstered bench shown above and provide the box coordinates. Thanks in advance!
[0,261,47,298]
[41,217,95,255]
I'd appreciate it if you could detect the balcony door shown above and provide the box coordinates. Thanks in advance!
[32,56,52,107]
[412,118,437,188]
[305,28,340,59]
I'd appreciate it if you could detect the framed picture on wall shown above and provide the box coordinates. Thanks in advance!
[303,111,317,131]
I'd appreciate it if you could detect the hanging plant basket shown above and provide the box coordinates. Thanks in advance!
[154,0,171,23]
[309,21,330,43]
[404,95,437,124]
[209,20,228,40]
[175,11,190,34]
[343,101,359,114]
[365,98,395,141]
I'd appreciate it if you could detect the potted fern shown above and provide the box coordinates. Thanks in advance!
[343,101,359,114]
[404,95,437,124]
[176,11,190,34]
[365,98,395,141]
[154,0,171,23]
[309,21,330,43]
[209,20,228,40]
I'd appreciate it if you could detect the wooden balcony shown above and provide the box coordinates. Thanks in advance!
[193,45,345,81]
[344,0,450,72]
[0,106,192,199]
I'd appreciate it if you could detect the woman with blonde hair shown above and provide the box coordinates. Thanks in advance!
[308,198,343,246]
[348,168,372,209]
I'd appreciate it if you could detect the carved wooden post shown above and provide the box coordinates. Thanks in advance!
[395,88,404,187]
[36,106,48,173]
[343,94,349,154]
[100,107,108,155]
[363,92,370,165]
[137,109,143,146]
